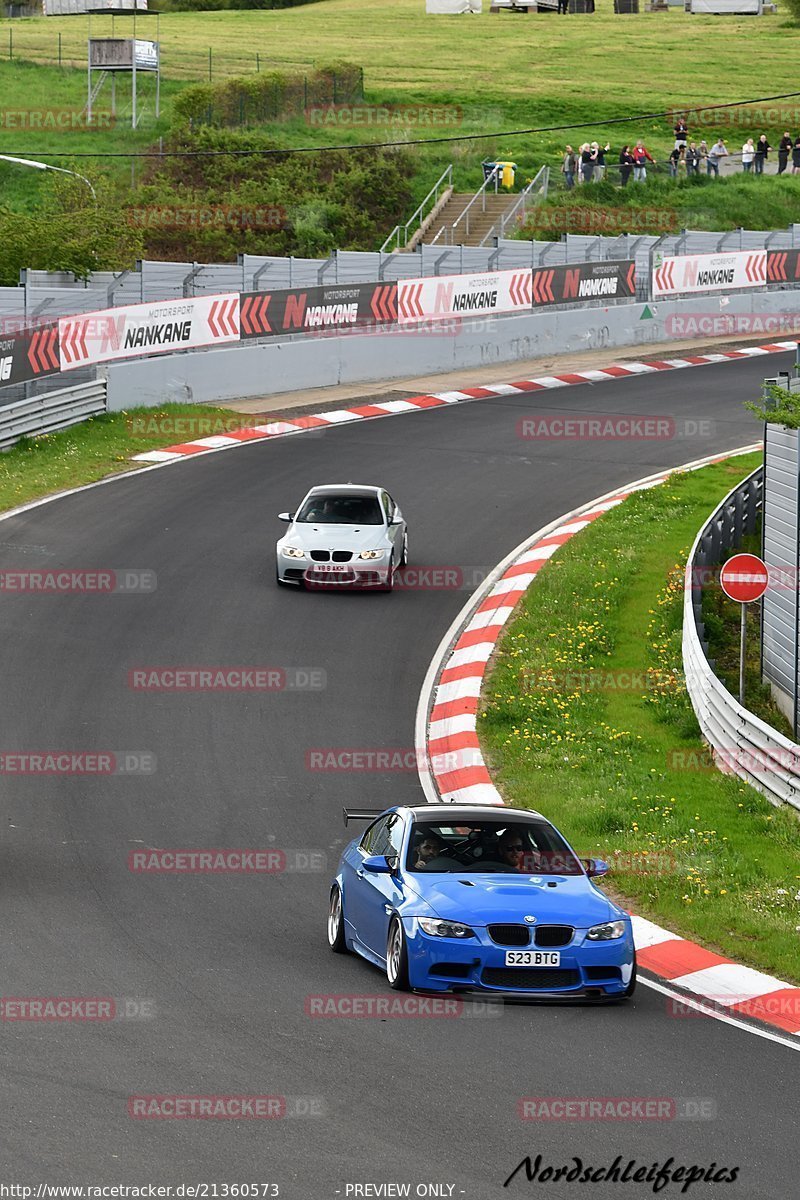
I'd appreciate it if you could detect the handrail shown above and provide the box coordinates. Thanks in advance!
[444,166,501,247]
[380,165,453,253]
[480,164,549,247]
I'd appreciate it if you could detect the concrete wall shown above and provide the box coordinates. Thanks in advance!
[103,290,800,410]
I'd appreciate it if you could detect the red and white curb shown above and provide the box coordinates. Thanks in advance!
[131,340,797,464]
[416,446,800,1044]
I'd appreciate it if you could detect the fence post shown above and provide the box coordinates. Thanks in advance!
[333,73,337,104]
[58,32,62,69]
[256,53,260,73]
[9,29,12,60]
[208,48,212,82]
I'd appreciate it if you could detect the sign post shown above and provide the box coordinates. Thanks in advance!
[719,553,769,705]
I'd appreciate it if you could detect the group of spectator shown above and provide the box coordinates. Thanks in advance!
[560,113,800,186]
[560,140,657,187]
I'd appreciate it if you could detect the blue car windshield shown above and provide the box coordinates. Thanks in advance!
[407,820,583,875]
[296,495,383,525]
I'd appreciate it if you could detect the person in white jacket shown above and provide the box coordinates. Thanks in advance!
[742,138,755,172]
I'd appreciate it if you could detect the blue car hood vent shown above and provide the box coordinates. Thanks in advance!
[422,875,614,927]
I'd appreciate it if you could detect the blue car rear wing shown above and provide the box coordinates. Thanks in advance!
[343,807,386,825]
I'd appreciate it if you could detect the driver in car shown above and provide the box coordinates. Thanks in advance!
[413,832,445,870]
[498,831,529,873]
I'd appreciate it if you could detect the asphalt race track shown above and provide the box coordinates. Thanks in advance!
[0,353,797,1198]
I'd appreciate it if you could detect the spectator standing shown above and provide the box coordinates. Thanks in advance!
[561,145,577,189]
[632,141,654,183]
[778,132,792,175]
[685,141,699,176]
[618,145,635,186]
[792,136,800,175]
[580,143,597,184]
[594,142,610,181]
[557,0,568,12]
[707,138,728,177]
[754,134,770,175]
[697,140,709,172]
[674,113,688,158]
[668,146,681,178]
[741,138,755,172]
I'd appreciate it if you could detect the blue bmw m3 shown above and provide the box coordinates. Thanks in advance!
[327,804,636,1000]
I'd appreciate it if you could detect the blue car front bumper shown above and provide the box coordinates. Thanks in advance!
[404,919,635,997]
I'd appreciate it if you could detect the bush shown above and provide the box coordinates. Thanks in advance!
[172,63,364,128]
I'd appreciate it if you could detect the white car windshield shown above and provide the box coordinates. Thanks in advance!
[295,495,384,525]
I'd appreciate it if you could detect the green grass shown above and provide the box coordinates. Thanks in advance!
[0,404,255,511]
[479,453,800,985]
[524,174,800,240]
[3,4,800,238]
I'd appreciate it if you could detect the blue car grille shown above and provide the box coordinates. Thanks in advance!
[482,967,580,990]
[534,925,574,948]
[488,924,530,947]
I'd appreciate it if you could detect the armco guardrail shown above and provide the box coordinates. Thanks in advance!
[0,379,106,450]
[683,465,800,811]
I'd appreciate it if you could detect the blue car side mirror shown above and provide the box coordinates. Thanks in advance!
[585,858,609,878]
[362,854,393,874]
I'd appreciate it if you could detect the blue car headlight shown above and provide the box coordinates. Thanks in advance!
[586,920,626,941]
[418,918,476,939]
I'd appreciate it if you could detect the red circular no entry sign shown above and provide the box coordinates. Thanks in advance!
[720,553,769,603]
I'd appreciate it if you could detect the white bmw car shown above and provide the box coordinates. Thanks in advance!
[276,484,408,590]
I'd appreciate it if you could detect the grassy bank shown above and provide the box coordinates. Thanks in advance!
[479,453,800,985]
[0,404,253,512]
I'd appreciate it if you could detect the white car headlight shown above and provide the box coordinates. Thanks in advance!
[418,918,476,939]
[586,920,626,941]
[283,546,305,559]
[358,549,386,560]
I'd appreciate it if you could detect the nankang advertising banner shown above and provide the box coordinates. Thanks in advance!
[239,282,397,339]
[397,270,531,324]
[652,250,766,298]
[58,294,240,371]
[531,260,636,307]
[0,322,61,387]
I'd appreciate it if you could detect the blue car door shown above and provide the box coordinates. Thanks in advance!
[346,814,406,959]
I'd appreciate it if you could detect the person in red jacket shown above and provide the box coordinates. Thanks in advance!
[632,141,655,183]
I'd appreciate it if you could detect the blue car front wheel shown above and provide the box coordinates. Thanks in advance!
[386,918,410,991]
[327,886,348,955]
